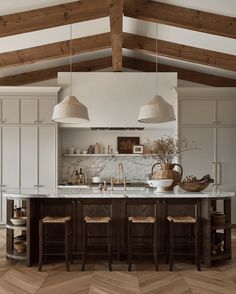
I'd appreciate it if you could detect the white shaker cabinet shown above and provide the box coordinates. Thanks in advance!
[21,99,38,124]
[0,86,60,224]
[217,128,236,224]
[1,127,20,222]
[21,127,38,188]
[180,127,214,178]
[38,127,57,188]
[178,87,236,224]
[2,99,19,124]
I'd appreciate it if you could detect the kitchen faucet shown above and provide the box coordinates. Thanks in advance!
[116,162,124,184]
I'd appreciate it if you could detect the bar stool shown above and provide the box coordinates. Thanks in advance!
[128,216,158,271]
[81,216,112,271]
[167,216,201,271]
[38,216,72,272]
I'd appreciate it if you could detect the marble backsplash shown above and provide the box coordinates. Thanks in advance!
[61,155,157,184]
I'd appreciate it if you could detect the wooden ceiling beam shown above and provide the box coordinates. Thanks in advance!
[0,0,109,38]
[123,33,236,72]
[1,55,235,87]
[0,56,112,86]
[123,56,236,87]
[124,0,236,39]
[0,33,111,68]
[109,0,124,71]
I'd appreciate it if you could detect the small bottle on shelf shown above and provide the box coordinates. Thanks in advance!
[78,168,85,184]
[72,170,79,185]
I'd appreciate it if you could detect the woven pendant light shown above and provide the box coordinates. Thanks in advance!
[138,24,175,124]
[52,24,89,123]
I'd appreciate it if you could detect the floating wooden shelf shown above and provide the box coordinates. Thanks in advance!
[64,153,153,157]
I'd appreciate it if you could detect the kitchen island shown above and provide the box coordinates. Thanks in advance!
[4,188,234,267]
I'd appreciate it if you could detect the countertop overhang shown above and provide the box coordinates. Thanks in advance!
[3,187,235,200]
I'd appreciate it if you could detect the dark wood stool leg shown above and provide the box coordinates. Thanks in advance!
[128,220,132,271]
[81,220,87,271]
[154,220,159,271]
[169,221,174,271]
[38,220,43,271]
[195,220,201,271]
[65,221,70,271]
[166,221,170,264]
[108,221,112,271]
[70,223,73,265]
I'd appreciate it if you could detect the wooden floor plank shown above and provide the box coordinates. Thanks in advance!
[0,229,236,293]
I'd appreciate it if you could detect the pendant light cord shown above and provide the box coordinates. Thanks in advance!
[70,24,72,97]
[155,23,158,96]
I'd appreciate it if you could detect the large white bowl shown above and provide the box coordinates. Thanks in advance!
[147,179,173,192]
[10,217,27,226]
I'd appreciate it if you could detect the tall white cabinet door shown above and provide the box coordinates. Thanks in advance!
[2,127,19,222]
[21,127,37,188]
[38,127,56,188]
[180,127,214,179]
[217,128,236,224]
[21,99,38,124]
[0,100,2,123]
[2,99,19,124]
[39,99,55,125]
[2,127,19,188]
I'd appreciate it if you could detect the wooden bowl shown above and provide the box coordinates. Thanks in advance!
[178,182,210,192]
[14,241,26,253]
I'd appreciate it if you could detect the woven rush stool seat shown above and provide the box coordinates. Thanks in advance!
[38,216,72,272]
[167,215,201,271]
[128,216,156,223]
[42,216,71,223]
[82,216,112,271]
[84,216,111,223]
[167,216,196,223]
[128,215,158,271]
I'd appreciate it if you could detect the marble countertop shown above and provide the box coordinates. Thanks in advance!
[3,187,235,200]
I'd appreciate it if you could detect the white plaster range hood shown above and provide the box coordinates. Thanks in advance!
[57,72,177,129]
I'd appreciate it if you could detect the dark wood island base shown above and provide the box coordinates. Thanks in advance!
[6,195,232,268]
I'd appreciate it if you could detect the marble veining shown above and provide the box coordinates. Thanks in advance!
[61,156,157,183]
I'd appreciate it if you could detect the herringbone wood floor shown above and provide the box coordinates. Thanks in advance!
[0,229,236,294]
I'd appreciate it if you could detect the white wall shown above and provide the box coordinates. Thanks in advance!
[57,72,177,129]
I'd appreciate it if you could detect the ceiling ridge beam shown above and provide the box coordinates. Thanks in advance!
[0,0,109,38]
[109,0,124,71]
[0,56,113,86]
[123,33,236,72]
[124,0,236,39]
[123,56,236,87]
[0,33,111,68]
